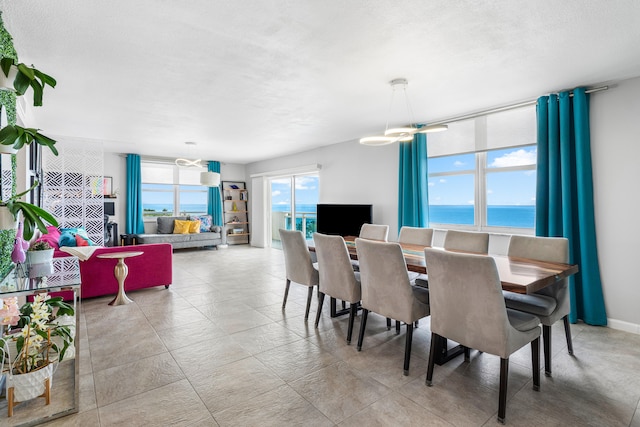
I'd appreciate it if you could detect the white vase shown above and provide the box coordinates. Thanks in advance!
[7,362,54,402]
[0,206,17,230]
[0,144,17,155]
[27,249,54,266]
[0,65,18,92]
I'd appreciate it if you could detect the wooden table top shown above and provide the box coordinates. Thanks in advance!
[96,251,144,260]
[309,236,579,295]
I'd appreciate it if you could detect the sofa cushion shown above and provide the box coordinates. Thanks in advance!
[173,219,192,234]
[190,215,213,232]
[157,216,187,234]
[186,232,222,242]
[188,220,201,233]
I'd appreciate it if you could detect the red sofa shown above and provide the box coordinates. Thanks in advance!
[54,243,173,299]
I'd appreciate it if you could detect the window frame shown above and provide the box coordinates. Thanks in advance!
[141,161,208,221]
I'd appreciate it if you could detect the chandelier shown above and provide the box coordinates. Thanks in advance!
[359,78,447,146]
[175,141,220,187]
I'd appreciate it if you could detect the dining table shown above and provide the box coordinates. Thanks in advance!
[308,235,579,365]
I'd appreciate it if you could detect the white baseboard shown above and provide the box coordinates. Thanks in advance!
[607,318,640,335]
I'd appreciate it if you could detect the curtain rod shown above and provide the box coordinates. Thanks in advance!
[426,86,608,126]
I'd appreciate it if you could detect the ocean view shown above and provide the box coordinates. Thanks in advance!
[276,204,535,229]
[143,204,534,229]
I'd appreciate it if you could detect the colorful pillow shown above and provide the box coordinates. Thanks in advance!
[59,231,77,247]
[173,219,191,234]
[34,225,62,250]
[188,220,201,234]
[190,215,212,233]
[75,234,89,247]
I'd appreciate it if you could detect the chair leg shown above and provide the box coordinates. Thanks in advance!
[563,315,574,355]
[314,292,325,328]
[395,320,401,335]
[542,324,552,376]
[342,300,346,310]
[346,303,357,344]
[426,332,439,386]
[357,309,369,351]
[532,337,540,391]
[282,279,291,309]
[403,323,414,376]
[415,319,419,328]
[498,357,509,424]
[386,318,391,330]
[304,286,314,321]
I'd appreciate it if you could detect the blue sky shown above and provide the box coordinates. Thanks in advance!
[271,175,319,209]
[428,147,536,206]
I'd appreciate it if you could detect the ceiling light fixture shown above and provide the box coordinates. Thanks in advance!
[175,141,220,187]
[359,78,447,146]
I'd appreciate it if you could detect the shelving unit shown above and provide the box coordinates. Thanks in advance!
[222,180,249,245]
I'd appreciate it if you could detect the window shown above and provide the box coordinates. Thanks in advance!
[270,173,319,247]
[141,162,208,219]
[427,106,536,231]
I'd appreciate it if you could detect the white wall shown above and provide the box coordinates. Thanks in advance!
[245,140,400,248]
[102,155,246,234]
[244,77,640,331]
[590,76,640,332]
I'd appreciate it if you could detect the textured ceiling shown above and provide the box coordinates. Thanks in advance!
[1,0,639,164]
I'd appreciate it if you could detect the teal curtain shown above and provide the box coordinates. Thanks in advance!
[536,88,607,325]
[125,154,145,234]
[398,131,429,234]
[207,161,223,226]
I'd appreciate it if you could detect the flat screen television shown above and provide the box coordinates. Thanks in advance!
[316,204,373,237]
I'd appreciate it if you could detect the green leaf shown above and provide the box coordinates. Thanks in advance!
[13,70,30,95]
[0,57,13,77]
[31,79,43,106]
[33,69,57,88]
[16,63,35,80]
[0,125,19,147]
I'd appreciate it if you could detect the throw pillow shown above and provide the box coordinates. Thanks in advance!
[59,231,77,247]
[157,216,187,234]
[190,215,212,233]
[75,234,89,247]
[173,219,191,234]
[188,220,201,234]
[35,226,62,250]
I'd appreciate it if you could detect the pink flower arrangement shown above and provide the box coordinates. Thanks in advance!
[0,297,20,327]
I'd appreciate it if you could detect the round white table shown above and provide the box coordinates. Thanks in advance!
[97,251,143,305]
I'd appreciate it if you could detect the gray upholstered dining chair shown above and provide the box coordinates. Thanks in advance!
[351,223,390,272]
[399,226,433,288]
[359,223,389,241]
[503,235,572,377]
[355,238,430,375]
[279,229,319,321]
[398,226,433,246]
[443,229,489,254]
[424,248,541,424]
[313,232,362,343]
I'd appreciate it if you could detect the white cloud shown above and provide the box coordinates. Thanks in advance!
[272,190,281,197]
[454,160,465,167]
[489,148,537,168]
[467,200,474,205]
[276,201,289,205]
[295,176,317,190]
[428,182,435,187]
[439,178,447,183]
[487,189,493,194]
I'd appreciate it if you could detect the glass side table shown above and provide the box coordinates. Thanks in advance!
[0,259,81,426]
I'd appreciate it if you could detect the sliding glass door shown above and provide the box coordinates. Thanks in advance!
[270,173,319,248]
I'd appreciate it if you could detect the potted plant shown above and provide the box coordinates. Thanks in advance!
[0,58,58,156]
[0,125,57,156]
[0,58,57,107]
[0,180,58,241]
[0,294,74,415]
[26,241,54,265]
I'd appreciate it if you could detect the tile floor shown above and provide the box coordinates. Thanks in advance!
[42,246,640,426]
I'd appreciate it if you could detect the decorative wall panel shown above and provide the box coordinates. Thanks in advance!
[42,139,105,246]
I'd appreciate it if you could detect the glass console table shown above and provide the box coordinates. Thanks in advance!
[0,257,81,426]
